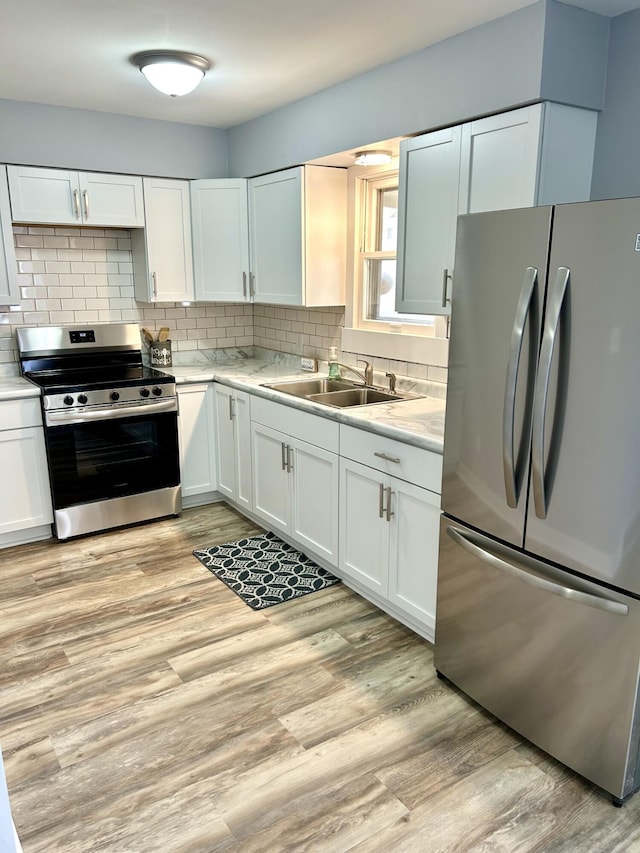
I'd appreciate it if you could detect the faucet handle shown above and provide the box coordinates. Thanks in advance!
[357,359,373,384]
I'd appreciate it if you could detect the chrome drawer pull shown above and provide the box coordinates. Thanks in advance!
[374,451,400,464]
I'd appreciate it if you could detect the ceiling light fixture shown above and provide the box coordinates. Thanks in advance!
[354,150,393,166]
[131,51,211,97]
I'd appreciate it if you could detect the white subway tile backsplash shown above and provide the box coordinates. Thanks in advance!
[7,225,441,380]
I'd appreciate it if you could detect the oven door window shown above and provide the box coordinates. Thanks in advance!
[45,411,180,509]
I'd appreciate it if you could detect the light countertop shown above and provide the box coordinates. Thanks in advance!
[0,375,40,401]
[170,361,445,454]
[0,359,446,453]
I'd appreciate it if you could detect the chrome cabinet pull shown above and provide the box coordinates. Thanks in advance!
[242,272,247,299]
[441,268,452,308]
[151,272,157,298]
[286,444,293,473]
[249,272,256,297]
[503,266,538,509]
[447,525,628,616]
[374,451,400,464]
[82,189,89,219]
[72,189,81,219]
[228,395,234,420]
[378,482,385,518]
[532,266,570,519]
[385,486,393,522]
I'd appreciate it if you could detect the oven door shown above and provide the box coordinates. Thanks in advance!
[45,408,180,510]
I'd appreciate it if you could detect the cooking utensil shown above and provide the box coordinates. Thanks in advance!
[141,327,155,342]
[157,327,170,342]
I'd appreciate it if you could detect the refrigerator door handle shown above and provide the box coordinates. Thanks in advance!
[502,266,538,508]
[531,266,570,519]
[447,526,629,616]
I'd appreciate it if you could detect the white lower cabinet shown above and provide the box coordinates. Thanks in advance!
[213,384,252,511]
[0,398,53,546]
[177,384,217,506]
[250,397,339,567]
[339,426,442,640]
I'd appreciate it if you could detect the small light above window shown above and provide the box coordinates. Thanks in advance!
[354,150,392,167]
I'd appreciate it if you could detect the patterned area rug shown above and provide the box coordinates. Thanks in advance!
[193,530,340,610]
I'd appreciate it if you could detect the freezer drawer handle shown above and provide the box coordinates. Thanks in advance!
[531,266,570,519]
[447,526,629,616]
[503,266,538,508]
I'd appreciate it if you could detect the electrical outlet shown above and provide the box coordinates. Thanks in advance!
[300,357,318,372]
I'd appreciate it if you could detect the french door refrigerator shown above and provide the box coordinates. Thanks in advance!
[434,198,640,806]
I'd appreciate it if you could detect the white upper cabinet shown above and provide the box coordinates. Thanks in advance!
[190,166,347,306]
[396,102,598,315]
[132,177,194,303]
[7,166,144,227]
[0,167,19,306]
[249,165,347,307]
[191,179,251,302]
[395,126,462,316]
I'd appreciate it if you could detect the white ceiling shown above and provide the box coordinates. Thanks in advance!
[1,0,637,130]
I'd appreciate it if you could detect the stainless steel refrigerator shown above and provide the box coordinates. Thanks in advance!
[435,198,640,806]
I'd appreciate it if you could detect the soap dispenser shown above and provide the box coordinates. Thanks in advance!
[328,346,341,379]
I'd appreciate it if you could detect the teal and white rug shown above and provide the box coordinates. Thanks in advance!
[193,530,340,610]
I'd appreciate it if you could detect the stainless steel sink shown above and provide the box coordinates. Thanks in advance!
[262,377,418,408]
[262,378,357,396]
[307,388,405,407]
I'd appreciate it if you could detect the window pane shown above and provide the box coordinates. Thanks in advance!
[363,257,435,325]
[377,188,398,251]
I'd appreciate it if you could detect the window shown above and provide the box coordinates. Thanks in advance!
[355,171,435,335]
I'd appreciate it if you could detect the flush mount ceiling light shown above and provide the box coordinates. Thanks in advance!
[354,150,393,166]
[131,51,211,97]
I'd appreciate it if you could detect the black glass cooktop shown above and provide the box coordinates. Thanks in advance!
[25,364,173,392]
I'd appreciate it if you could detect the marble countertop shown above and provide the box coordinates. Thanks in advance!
[0,375,40,401]
[0,358,446,453]
[170,361,445,454]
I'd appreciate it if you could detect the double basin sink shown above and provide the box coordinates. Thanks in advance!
[262,377,419,408]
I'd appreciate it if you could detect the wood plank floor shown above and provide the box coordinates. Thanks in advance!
[2,503,640,852]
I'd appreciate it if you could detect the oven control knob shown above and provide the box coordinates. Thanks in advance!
[110,391,120,402]
[152,387,162,396]
[140,388,150,398]
[63,395,74,406]
[77,394,88,405]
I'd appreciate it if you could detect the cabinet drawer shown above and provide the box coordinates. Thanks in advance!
[251,395,339,452]
[1,397,43,430]
[340,424,442,494]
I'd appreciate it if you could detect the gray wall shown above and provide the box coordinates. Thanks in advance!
[0,100,228,179]
[228,0,609,178]
[590,8,640,200]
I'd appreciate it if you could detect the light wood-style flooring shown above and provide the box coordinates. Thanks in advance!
[2,503,640,852]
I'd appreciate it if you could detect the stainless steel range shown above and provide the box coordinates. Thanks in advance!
[17,323,181,540]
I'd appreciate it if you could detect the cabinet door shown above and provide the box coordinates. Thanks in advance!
[138,178,194,302]
[213,384,237,502]
[388,478,441,631]
[7,166,80,225]
[233,390,252,512]
[249,168,303,305]
[177,384,216,498]
[191,179,250,302]
[251,422,290,533]
[78,172,144,227]
[0,167,19,305]
[291,438,339,567]
[395,126,462,316]
[338,458,388,595]
[459,104,543,214]
[0,427,53,535]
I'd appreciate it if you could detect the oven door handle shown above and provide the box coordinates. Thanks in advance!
[46,398,177,426]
